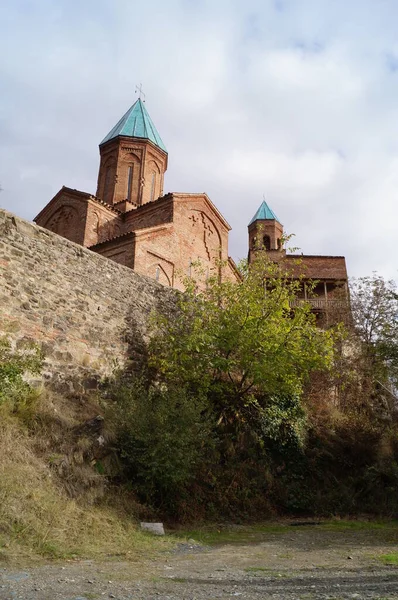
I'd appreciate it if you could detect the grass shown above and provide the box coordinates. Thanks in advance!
[174,523,288,546]
[317,520,398,532]
[379,552,398,565]
[173,519,398,547]
[0,391,174,563]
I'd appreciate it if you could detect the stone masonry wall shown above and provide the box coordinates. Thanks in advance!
[0,209,176,393]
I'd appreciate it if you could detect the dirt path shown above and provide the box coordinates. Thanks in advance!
[1,524,398,599]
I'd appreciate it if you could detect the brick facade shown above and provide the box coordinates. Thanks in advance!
[95,137,167,208]
[248,214,348,322]
[34,104,238,289]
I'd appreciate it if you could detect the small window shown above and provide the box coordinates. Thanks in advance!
[150,172,156,202]
[263,235,271,250]
[155,266,160,281]
[127,165,134,201]
[103,166,113,203]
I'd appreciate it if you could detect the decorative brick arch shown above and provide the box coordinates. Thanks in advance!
[44,205,80,241]
[189,210,222,262]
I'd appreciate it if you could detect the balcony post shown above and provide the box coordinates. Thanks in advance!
[324,281,329,326]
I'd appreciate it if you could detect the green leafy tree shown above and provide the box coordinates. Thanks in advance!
[150,255,336,445]
[350,274,398,397]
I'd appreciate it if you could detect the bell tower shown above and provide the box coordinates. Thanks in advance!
[96,99,168,211]
[248,200,284,263]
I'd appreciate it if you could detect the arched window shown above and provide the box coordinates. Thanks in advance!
[103,162,116,204]
[127,165,134,201]
[263,235,271,250]
[150,172,156,202]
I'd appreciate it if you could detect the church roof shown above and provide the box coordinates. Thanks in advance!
[100,98,167,152]
[248,200,279,225]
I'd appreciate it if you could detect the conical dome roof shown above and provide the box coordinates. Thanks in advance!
[100,98,167,152]
[248,200,280,225]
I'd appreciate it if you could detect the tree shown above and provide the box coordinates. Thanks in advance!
[350,274,398,396]
[150,256,337,445]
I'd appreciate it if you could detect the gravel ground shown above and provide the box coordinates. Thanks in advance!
[1,526,398,599]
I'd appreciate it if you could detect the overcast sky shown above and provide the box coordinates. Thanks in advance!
[1,0,398,280]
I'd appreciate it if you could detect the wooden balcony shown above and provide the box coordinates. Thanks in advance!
[289,298,348,311]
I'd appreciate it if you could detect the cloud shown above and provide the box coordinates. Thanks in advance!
[1,0,398,281]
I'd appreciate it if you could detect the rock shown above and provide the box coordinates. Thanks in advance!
[140,522,165,535]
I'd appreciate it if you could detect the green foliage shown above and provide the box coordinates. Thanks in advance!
[107,262,398,520]
[0,337,43,415]
[105,379,212,510]
[350,274,398,391]
[150,255,336,444]
[260,393,307,448]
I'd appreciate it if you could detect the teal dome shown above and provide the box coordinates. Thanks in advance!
[100,98,167,152]
[248,200,279,225]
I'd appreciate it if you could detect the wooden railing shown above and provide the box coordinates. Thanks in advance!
[289,298,348,310]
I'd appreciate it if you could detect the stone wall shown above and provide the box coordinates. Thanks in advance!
[0,209,176,393]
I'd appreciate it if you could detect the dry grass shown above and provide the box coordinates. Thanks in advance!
[0,391,172,562]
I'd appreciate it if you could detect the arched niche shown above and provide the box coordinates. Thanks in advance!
[147,160,161,202]
[45,204,80,240]
[101,157,117,204]
[150,262,171,286]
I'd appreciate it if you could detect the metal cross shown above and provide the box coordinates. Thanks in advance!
[135,83,146,102]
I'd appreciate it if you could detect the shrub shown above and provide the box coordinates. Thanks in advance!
[0,337,43,419]
[105,379,213,512]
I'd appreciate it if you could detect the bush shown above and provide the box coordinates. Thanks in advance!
[0,337,43,421]
[105,379,213,512]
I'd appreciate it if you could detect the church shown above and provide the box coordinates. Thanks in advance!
[34,98,239,290]
[34,98,348,313]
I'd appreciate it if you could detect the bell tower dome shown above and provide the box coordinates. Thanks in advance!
[96,99,168,211]
[248,200,284,263]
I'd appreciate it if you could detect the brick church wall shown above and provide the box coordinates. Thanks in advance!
[34,190,89,246]
[0,209,176,394]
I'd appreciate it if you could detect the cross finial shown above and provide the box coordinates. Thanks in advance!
[263,193,266,201]
[135,83,146,102]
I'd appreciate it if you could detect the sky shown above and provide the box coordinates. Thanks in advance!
[1,0,398,280]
